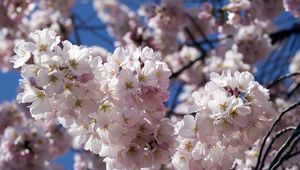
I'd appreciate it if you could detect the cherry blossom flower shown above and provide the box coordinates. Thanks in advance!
[0,37,13,72]
[0,102,25,135]
[172,70,276,170]
[0,101,71,170]
[93,0,139,46]
[14,28,176,169]
[165,46,204,84]
[233,21,272,64]
[203,48,250,76]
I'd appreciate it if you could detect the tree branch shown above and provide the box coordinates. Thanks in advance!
[267,72,300,89]
[270,133,300,170]
[255,100,300,169]
[259,126,296,169]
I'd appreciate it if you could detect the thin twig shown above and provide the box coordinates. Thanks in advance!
[170,53,205,79]
[184,27,206,54]
[168,27,207,115]
[268,120,300,169]
[287,77,300,98]
[185,13,214,49]
[259,126,296,169]
[270,133,300,170]
[183,34,232,47]
[170,27,207,79]
[283,150,300,160]
[267,72,300,89]
[255,100,300,169]
[281,135,300,162]
[270,23,300,44]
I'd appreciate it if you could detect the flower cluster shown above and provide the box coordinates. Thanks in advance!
[0,122,51,170]
[165,46,204,84]
[172,70,276,169]
[235,140,263,170]
[0,101,71,170]
[0,31,14,72]
[13,28,177,169]
[226,0,283,24]
[93,0,275,72]
[171,48,250,115]
[76,46,176,169]
[203,48,250,75]
[233,21,272,64]
[140,0,185,55]
[0,102,25,134]
[0,0,34,28]
[93,0,139,46]
[0,0,73,72]
[219,20,273,66]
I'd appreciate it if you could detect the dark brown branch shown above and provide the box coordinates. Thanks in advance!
[170,27,207,79]
[269,120,300,169]
[185,13,214,49]
[287,77,300,98]
[259,126,296,169]
[267,72,300,89]
[255,100,300,170]
[270,23,300,44]
[270,133,300,170]
[170,53,205,79]
[283,150,300,160]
